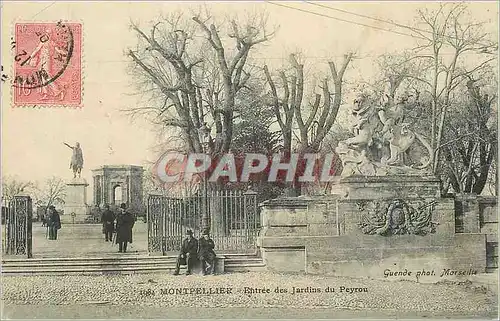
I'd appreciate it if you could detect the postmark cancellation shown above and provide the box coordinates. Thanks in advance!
[12,22,82,107]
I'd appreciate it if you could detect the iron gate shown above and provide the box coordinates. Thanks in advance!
[147,189,260,254]
[2,195,33,258]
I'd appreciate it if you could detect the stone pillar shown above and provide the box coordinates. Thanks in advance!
[101,175,106,206]
[93,176,98,207]
[96,175,102,206]
[127,175,131,206]
[455,194,480,233]
[258,197,311,273]
[62,178,89,223]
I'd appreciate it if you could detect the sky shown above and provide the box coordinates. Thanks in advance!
[1,1,498,193]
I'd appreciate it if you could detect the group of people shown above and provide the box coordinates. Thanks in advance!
[101,203,135,253]
[40,203,217,273]
[174,229,217,276]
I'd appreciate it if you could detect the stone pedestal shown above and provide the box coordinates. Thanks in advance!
[336,175,441,199]
[258,176,487,281]
[62,178,90,224]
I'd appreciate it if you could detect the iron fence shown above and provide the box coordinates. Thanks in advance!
[147,188,260,254]
[2,195,32,257]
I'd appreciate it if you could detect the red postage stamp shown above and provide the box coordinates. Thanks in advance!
[13,22,82,107]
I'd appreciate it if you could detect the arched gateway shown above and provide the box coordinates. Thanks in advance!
[91,165,144,215]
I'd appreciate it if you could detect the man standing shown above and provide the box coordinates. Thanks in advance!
[101,204,115,242]
[198,229,216,276]
[41,212,46,227]
[115,203,134,253]
[47,206,61,240]
[173,230,198,275]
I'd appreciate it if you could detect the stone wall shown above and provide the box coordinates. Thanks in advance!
[454,194,498,271]
[258,178,492,279]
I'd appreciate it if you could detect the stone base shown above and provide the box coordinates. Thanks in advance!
[259,234,486,281]
[60,206,89,224]
[178,256,226,275]
[305,234,486,281]
[261,247,305,273]
[337,175,441,199]
[63,178,90,224]
[258,176,487,280]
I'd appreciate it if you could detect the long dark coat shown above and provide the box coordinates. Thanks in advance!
[47,211,61,229]
[101,209,115,233]
[198,237,215,257]
[180,236,198,256]
[115,211,134,243]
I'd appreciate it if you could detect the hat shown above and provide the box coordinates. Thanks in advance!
[186,229,193,235]
[120,203,126,209]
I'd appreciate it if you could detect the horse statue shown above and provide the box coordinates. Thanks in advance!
[64,142,83,178]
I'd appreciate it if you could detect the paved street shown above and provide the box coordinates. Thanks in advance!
[2,272,498,319]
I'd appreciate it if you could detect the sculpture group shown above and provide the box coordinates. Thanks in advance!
[336,93,433,177]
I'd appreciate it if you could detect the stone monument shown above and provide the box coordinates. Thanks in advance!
[258,93,487,280]
[91,165,144,215]
[62,177,90,224]
[334,92,433,177]
[62,142,90,223]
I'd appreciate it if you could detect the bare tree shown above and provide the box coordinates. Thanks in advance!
[370,4,497,179]
[128,13,206,154]
[442,74,497,194]
[128,11,274,156]
[264,53,353,154]
[193,13,275,153]
[1,176,36,202]
[34,177,66,212]
[263,53,352,195]
[409,3,497,174]
[263,63,294,154]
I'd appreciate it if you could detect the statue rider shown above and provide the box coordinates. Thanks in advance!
[64,142,83,178]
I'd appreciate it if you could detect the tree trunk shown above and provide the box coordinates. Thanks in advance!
[472,143,494,194]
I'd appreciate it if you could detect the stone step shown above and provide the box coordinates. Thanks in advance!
[2,258,262,267]
[485,267,498,273]
[1,260,266,270]
[2,264,267,275]
[1,254,265,275]
[2,260,175,268]
[224,263,267,272]
[219,258,263,264]
[2,253,258,263]
[1,265,176,275]
[3,257,174,265]
[1,264,265,275]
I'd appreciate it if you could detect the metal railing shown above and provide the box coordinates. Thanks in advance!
[2,195,32,258]
[147,188,260,255]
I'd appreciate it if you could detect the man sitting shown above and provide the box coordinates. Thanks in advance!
[173,229,198,275]
[198,229,216,276]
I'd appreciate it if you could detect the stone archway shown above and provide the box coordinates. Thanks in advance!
[92,165,144,215]
[112,184,123,206]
